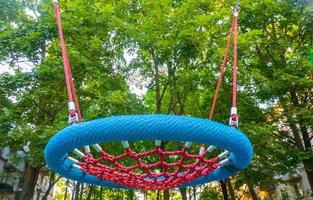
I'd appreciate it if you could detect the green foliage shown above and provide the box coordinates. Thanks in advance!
[200,186,223,200]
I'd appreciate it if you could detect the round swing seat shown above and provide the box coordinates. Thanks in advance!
[44,114,252,190]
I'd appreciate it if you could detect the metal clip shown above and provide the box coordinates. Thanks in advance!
[233,0,240,17]
[69,112,79,124]
[229,107,239,127]
[68,101,78,124]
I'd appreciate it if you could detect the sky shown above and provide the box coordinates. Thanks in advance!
[1,7,147,96]
[0,62,33,74]
[0,51,147,97]
[0,64,14,74]
[124,49,148,97]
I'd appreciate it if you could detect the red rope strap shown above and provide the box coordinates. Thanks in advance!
[229,11,239,127]
[209,19,235,120]
[53,2,73,103]
[232,15,238,109]
[200,16,237,149]
[208,11,239,128]
[79,146,220,190]
[53,2,82,123]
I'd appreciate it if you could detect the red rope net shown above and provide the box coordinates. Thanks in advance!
[78,146,220,190]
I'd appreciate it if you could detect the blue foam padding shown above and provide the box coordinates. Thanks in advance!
[44,114,252,188]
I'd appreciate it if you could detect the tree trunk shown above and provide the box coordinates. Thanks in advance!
[288,118,304,149]
[20,164,41,200]
[80,184,84,200]
[93,186,97,199]
[193,186,197,200]
[179,188,187,200]
[157,190,160,200]
[160,141,170,200]
[151,49,161,114]
[64,189,68,200]
[86,186,93,200]
[64,180,69,200]
[281,94,313,190]
[299,121,313,190]
[303,160,313,191]
[299,121,311,150]
[245,174,258,200]
[154,52,169,200]
[100,187,103,200]
[42,173,54,200]
[167,61,176,114]
[71,186,75,200]
[279,96,304,150]
[226,179,236,200]
[220,180,229,200]
[164,189,170,200]
[42,175,61,200]
[73,182,80,200]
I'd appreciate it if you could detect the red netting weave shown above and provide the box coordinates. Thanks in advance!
[78,146,220,190]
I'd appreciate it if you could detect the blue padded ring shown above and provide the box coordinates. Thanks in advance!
[44,114,253,188]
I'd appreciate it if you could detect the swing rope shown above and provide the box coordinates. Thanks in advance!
[208,0,239,128]
[53,0,82,124]
[230,1,239,128]
[209,18,235,121]
[203,2,240,152]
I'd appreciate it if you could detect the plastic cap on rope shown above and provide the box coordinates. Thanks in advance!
[229,107,238,127]
[68,101,79,124]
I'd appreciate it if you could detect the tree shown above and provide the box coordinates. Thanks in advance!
[239,0,313,191]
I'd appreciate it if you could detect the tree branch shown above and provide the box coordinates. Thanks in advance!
[33,100,55,119]
[272,131,297,146]
[159,81,168,104]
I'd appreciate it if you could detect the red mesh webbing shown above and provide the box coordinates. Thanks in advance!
[78,146,220,190]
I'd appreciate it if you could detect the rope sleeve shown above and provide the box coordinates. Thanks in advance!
[66,54,83,121]
[53,2,73,102]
